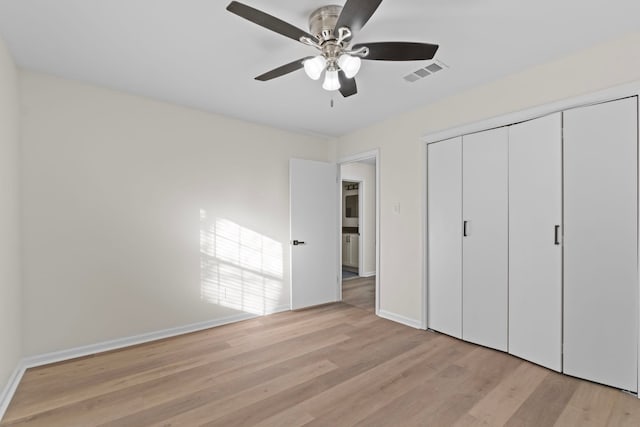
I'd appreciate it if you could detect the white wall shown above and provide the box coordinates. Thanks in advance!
[0,37,21,393]
[341,162,376,276]
[20,71,330,356]
[333,31,640,324]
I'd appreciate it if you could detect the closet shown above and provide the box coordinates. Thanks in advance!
[427,96,638,391]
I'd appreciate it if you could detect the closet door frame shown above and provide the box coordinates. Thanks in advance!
[423,82,640,397]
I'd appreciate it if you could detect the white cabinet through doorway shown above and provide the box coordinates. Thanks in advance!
[342,234,359,268]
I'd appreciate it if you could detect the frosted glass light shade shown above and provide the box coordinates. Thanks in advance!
[303,56,326,80]
[322,69,340,91]
[337,54,361,78]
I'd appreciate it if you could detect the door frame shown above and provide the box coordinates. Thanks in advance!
[422,80,640,396]
[337,149,380,314]
[341,178,364,276]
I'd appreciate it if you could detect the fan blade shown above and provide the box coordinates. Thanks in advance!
[338,71,357,98]
[226,1,316,43]
[353,42,439,61]
[255,57,312,81]
[334,0,383,33]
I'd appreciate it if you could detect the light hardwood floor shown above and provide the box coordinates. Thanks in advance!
[342,275,375,312]
[2,279,640,426]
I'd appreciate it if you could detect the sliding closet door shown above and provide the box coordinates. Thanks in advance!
[508,114,562,371]
[427,137,462,338]
[564,97,638,392]
[462,127,509,352]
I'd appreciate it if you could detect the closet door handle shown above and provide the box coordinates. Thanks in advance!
[554,225,560,245]
[463,221,469,237]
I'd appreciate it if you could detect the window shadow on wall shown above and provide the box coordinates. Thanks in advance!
[200,210,283,315]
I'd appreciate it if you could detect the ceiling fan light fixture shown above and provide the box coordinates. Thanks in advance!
[337,54,361,78]
[322,69,340,91]
[303,55,326,80]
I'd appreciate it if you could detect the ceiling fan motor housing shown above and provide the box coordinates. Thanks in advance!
[309,5,343,43]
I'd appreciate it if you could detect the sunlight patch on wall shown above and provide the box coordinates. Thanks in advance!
[200,210,283,315]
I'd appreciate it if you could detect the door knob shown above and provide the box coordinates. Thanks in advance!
[293,240,306,246]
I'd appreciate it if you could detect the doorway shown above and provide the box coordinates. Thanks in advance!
[339,152,379,313]
[341,180,360,279]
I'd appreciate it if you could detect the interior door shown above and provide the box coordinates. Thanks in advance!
[290,159,338,310]
[427,136,463,338]
[462,127,509,352]
[508,113,562,371]
[563,97,638,392]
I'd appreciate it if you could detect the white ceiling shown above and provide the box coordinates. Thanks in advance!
[0,0,638,137]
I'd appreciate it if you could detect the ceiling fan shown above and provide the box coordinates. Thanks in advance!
[226,0,439,98]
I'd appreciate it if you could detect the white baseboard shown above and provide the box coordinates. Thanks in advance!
[0,305,289,421]
[377,309,423,329]
[0,361,26,422]
[360,271,376,278]
[24,305,290,368]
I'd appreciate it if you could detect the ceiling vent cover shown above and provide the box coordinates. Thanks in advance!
[403,60,448,83]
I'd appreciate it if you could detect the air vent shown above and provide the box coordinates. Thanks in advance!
[403,60,448,83]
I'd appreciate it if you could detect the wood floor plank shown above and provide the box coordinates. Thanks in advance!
[251,407,315,427]
[452,414,488,426]
[554,382,618,426]
[3,324,354,425]
[300,340,446,426]
[198,328,428,427]
[401,347,523,426]
[605,392,640,426]
[1,282,639,427]
[140,359,338,427]
[505,372,580,426]
[8,310,361,410]
[466,359,549,425]
[342,276,375,312]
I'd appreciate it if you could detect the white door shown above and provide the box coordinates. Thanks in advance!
[508,113,562,371]
[563,97,638,392]
[427,137,463,338]
[462,127,509,352]
[290,159,338,310]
